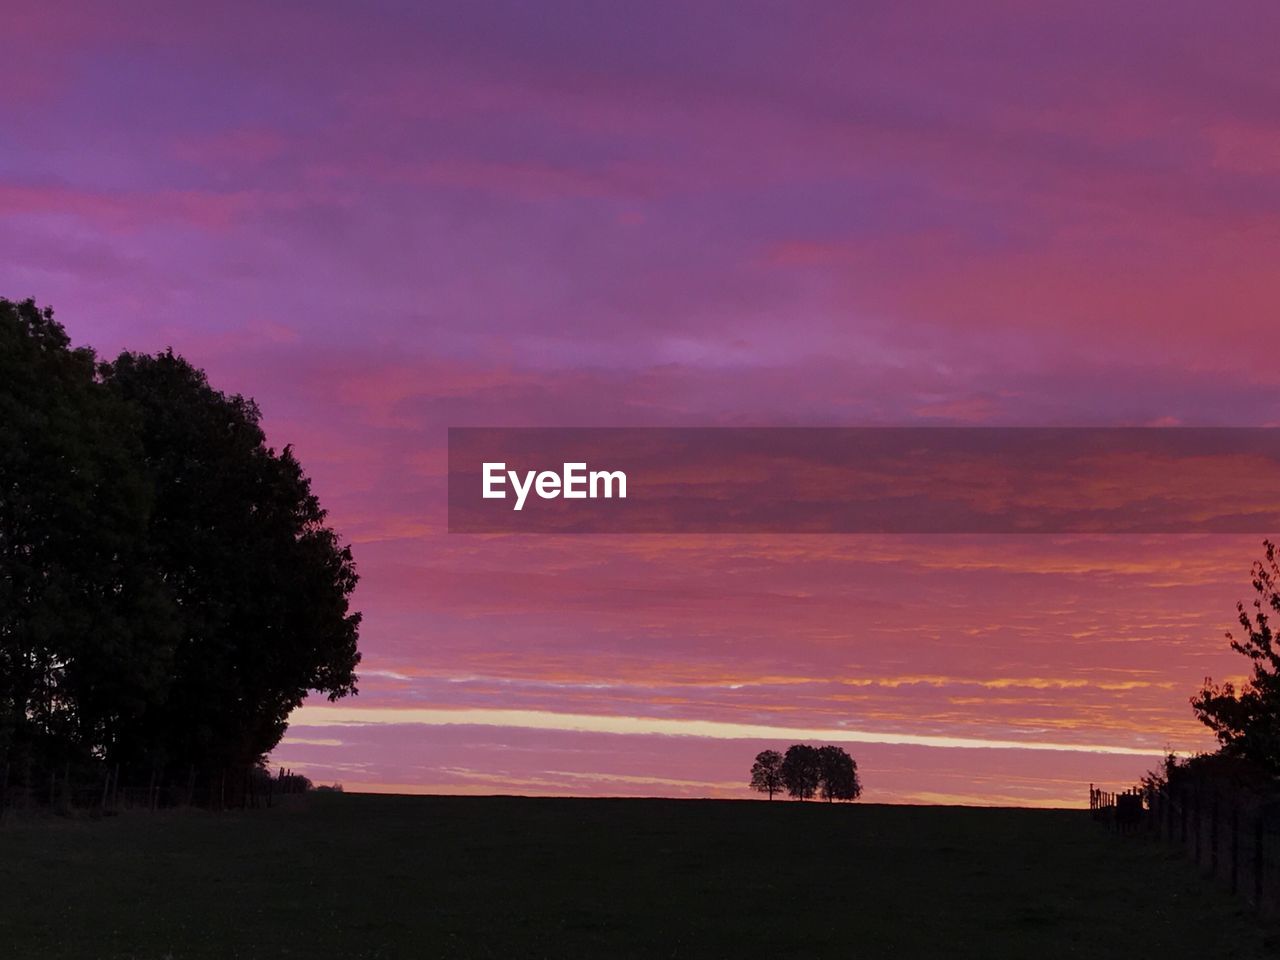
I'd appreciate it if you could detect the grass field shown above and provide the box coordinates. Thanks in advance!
[0,793,1274,959]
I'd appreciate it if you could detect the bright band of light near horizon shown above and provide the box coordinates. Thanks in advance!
[292,705,1168,757]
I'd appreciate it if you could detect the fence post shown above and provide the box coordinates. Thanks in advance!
[1211,790,1220,875]
[1181,785,1188,844]
[1255,815,1265,909]
[1193,784,1201,864]
[1231,803,1240,895]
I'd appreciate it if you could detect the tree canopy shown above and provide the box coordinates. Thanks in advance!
[1192,540,1280,772]
[0,298,361,807]
[767,744,861,801]
[816,745,861,802]
[750,749,784,799]
[781,744,822,799]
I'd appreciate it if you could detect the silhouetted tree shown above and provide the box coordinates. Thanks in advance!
[781,744,822,799]
[1139,752,1178,806]
[0,299,176,792]
[1192,540,1280,772]
[0,298,362,808]
[103,350,362,787]
[816,745,861,801]
[750,749,785,799]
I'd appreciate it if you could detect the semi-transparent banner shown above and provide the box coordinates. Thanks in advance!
[447,427,1280,533]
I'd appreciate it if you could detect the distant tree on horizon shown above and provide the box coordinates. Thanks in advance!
[1192,539,1280,772]
[750,749,785,799]
[816,745,861,802]
[763,744,862,801]
[781,744,822,800]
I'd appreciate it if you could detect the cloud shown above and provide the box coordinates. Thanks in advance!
[291,705,1177,757]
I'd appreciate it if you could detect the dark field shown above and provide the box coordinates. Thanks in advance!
[0,793,1274,959]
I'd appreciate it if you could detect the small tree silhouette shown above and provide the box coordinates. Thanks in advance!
[1193,540,1280,772]
[781,744,822,800]
[757,744,863,801]
[749,750,785,799]
[816,745,861,802]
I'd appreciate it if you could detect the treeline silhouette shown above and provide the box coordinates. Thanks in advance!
[750,745,861,801]
[1127,540,1280,796]
[0,299,361,813]
[1092,541,1280,913]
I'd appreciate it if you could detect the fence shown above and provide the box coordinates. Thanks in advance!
[1091,779,1280,915]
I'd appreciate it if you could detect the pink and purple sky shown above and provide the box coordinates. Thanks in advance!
[6,1,1280,805]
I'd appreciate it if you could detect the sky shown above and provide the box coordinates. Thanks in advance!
[5,1,1280,805]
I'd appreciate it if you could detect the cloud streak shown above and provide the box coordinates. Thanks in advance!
[293,705,1172,757]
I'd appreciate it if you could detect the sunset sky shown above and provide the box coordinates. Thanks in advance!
[7,1,1280,805]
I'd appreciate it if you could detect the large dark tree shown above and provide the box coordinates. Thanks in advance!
[103,351,361,785]
[0,299,176,787]
[1,299,360,807]
[749,749,784,799]
[1192,540,1280,772]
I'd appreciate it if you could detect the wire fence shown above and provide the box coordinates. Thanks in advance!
[1091,779,1280,915]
